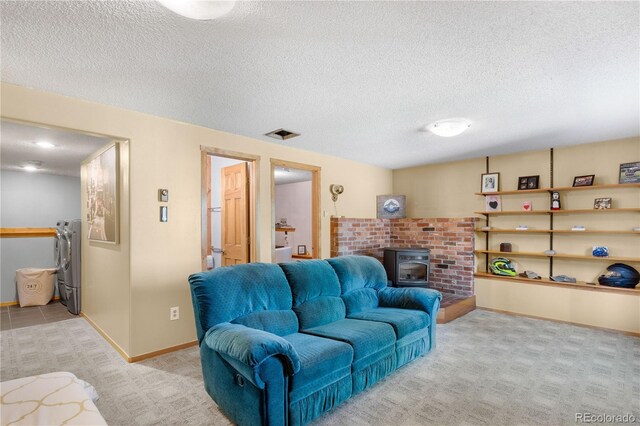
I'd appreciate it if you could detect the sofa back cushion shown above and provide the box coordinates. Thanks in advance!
[326,256,388,315]
[279,260,346,330]
[188,263,298,343]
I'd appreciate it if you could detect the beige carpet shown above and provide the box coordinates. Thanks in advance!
[1,310,638,425]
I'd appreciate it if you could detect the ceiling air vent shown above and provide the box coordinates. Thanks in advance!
[265,128,300,141]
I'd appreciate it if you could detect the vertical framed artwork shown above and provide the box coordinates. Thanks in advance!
[86,143,119,243]
[481,173,500,193]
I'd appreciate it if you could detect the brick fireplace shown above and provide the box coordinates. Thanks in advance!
[330,217,476,296]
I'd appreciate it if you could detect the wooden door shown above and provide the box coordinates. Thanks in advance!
[221,162,249,266]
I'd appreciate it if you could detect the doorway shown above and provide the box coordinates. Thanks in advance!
[271,159,320,262]
[201,147,258,270]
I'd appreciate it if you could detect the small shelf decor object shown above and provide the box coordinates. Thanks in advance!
[572,174,595,187]
[550,191,561,210]
[485,195,502,212]
[297,245,307,255]
[594,197,612,210]
[517,175,539,190]
[592,246,609,257]
[619,161,640,184]
[481,172,500,193]
[522,201,532,211]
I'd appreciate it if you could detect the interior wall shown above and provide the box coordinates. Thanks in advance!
[1,83,392,357]
[209,156,245,269]
[393,137,640,332]
[0,171,81,302]
[80,140,131,355]
[275,180,312,255]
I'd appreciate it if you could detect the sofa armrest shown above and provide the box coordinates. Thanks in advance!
[378,287,442,350]
[204,323,301,376]
[378,287,442,315]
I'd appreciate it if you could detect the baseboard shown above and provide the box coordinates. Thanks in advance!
[80,312,197,363]
[1,296,60,307]
[128,341,198,363]
[80,312,132,361]
[478,307,640,337]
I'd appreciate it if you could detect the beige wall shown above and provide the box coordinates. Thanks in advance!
[394,137,640,333]
[80,141,131,354]
[2,83,392,357]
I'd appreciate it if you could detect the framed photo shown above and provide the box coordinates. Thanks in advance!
[485,195,502,212]
[619,162,640,184]
[518,175,539,190]
[85,143,119,243]
[297,245,307,255]
[572,174,595,187]
[594,197,611,210]
[481,173,500,193]
[376,194,406,219]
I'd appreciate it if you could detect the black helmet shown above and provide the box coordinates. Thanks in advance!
[598,263,640,288]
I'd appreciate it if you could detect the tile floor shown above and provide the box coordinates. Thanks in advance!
[0,301,77,331]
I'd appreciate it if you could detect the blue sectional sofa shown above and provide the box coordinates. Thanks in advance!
[188,255,442,426]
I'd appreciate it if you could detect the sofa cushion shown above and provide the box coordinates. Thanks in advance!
[327,256,387,315]
[348,307,430,339]
[188,263,298,343]
[280,260,346,329]
[302,318,396,371]
[283,333,353,403]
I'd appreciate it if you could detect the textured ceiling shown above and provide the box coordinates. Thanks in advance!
[1,1,638,169]
[1,120,112,177]
[274,167,312,186]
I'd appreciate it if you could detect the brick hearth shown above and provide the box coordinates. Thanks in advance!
[330,217,476,296]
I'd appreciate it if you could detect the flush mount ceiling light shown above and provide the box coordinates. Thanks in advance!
[35,141,55,149]
[22,160,43,172]
[425,119,471,137]
[157,0,236,20]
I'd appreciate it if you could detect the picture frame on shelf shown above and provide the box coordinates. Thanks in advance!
[593,197,612,210]
[619,161,640,184]
[481,172,500,193]
[572,174,595,187]
[485,195,502,212]
[518,175,539,190]
[297,245,307,255]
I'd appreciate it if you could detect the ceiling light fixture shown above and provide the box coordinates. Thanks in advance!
[22,160,43,172]
[157,0,236,20]
[425,119,471,137]
[35,141,55,149]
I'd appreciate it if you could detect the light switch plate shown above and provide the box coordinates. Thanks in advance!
[158,188,169,202]
[160,206,168,222]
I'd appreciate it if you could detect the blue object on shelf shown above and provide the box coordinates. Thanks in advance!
[592,246,609,257]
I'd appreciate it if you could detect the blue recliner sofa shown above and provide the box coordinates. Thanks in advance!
[188,255,442,426]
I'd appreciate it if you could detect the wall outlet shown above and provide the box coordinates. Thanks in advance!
[170,306,179,321]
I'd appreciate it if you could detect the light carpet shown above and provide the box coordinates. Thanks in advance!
[1,310,638,425]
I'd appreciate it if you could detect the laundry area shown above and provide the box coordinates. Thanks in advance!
[0,120,113,329]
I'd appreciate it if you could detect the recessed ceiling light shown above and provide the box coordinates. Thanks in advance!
[22,160,43,172]
[35,141,56,149]
[157,0,236,20]
[425,119,471,137]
